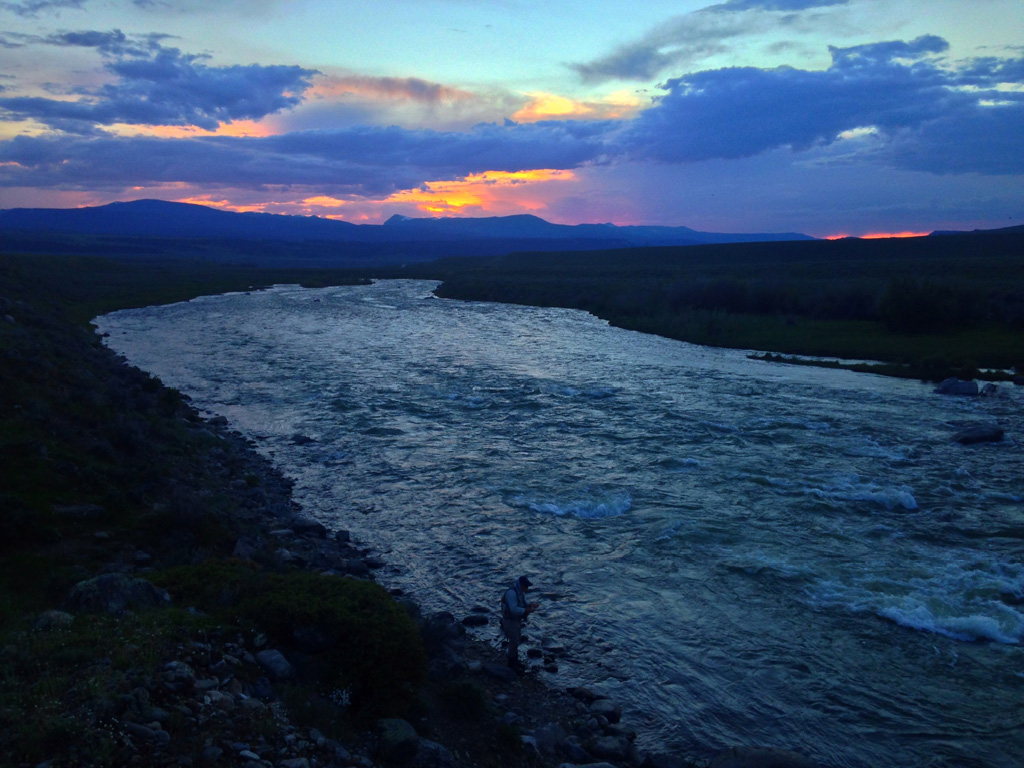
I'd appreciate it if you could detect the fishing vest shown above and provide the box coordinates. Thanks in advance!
[501,584,525,621]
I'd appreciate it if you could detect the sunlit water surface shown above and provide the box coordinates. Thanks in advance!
[96,280,1024,768]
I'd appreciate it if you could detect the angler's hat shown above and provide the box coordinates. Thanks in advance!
[518,575,533,588]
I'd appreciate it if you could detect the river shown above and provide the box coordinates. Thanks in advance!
[95,279,1024,768]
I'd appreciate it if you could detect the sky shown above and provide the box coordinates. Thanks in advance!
[0,0,1021,237]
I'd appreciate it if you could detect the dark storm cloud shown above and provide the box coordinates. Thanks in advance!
[0,31,318,130]
[622,36,1024,175]
[0,120,614,193]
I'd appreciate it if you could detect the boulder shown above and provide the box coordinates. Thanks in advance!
[290,515,328,538]
[934,378,978,396]
[709,746,821,768]
[65,574,171,614]
[377,718,419,764]
[255,649,295,680]
[410,739,459,768]
[461,614,488,627]
[567,686,603,704]
[588,735,632,762]
[953,423,1005,445]
[589,698,622,724]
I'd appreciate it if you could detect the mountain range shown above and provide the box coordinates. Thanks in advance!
[0,199,816,250]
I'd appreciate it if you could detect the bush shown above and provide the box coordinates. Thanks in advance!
[154,561,427,719]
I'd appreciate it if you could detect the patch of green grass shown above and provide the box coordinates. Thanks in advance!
[0,608,211,766]
[153,561,428,720]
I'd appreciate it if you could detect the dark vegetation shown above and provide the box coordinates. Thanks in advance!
[378,229,1024,381]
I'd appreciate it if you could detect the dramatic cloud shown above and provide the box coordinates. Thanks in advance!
[1,33,1020,212]
[0,119,614,194]
[0,31,318,131]
[623,36,1024,174]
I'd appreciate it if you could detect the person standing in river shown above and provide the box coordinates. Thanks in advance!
[500,575,539,672]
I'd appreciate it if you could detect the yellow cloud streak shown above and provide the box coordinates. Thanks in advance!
[513,90,643,122]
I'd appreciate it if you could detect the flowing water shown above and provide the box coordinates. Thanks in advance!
[95,279,1024,768]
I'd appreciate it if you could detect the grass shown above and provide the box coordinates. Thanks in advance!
[373,231,1024,380]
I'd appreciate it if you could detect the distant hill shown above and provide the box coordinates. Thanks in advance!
[0,199,815,250]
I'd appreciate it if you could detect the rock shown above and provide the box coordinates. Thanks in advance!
[33,610,74,631]
[255,649,295,680]
[953,423,1005,445]
[202,745,223,763]
[709,746,822,768]
[289,515,327,538]
[280,759,310,768]
[410,739,459,768]
[208,415,229,427]
[567,686,603,704]
[162,661,196,688]
[420,612,464,654]
[233,536,264,559]
[65,574,171,614]
[934,377,978,396]
[461,614,488,627]
[589,735,632,762]
[980,382,998,396]
[377,718,420,764]
[481,661,518,682]
[560,739,592,763]
[291,433,315,445]
[531,722,568,756]
[589,699,622,724]
[252,676,275,700]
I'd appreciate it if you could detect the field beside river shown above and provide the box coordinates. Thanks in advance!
[386,228,1024,381]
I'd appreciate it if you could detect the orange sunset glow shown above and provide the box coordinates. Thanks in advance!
[383,169,576,215]
[825,231,931,240]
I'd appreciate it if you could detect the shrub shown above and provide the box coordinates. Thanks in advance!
[154,561,427,719]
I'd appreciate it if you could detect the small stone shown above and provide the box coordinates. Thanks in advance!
[256,649,295,679]
[590,698,622,724]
